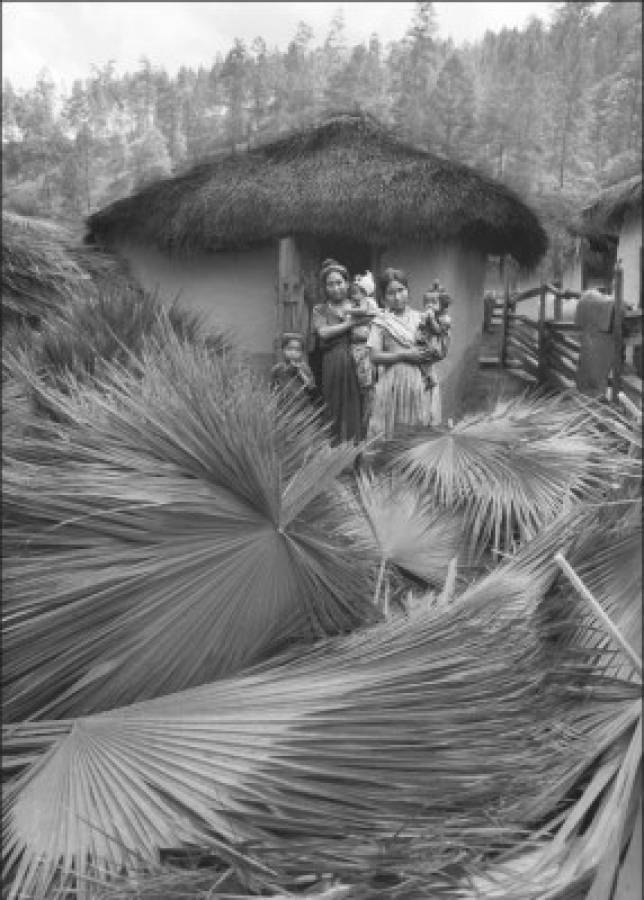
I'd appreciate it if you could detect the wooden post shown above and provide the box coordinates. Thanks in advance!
[580,238,587,292]
[611,259,624,403]
[553,286,563,321]
[537,282,547,383]
[500,255,511,367]
[277,236,303,341]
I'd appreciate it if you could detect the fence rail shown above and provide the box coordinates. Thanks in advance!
[487,261,642,405]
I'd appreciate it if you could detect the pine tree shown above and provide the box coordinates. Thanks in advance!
[430,51,476,162]
[221,38,250,150]
[390,2,440,147]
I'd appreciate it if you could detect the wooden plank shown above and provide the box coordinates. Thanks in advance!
[510,323,540,351]
[513,370,539,383]
[512,285,543,303]
[517,354,540,378]
[538,283,547,382]
[508,313,539,329]
[547,327,581,352]
[547,321,581,333]
[546,349,577,379]
[507,333,539,364]
[500,257,511,367]
[546,369,576,391]
[547,342,578,369]
[547,334,579,363]
[277,236,303,341]
[619,373,643,402]
[612,262,624,402]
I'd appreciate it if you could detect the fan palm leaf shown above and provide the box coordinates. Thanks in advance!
[3,337,379,721]
[498,491,642,685]
[391,393,637,557]
[3,571,639,899]
[355,471,465,586]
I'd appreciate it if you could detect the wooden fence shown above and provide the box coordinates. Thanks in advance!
[488,262,643,406]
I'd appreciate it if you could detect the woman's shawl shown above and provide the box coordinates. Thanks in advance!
[370,307,422,349]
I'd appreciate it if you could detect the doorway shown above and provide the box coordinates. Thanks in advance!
[295,235,381,390]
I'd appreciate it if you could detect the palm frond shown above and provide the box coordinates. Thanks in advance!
[355,471,465,585]
[1,212,91,323]
[3,283,232,422]
[3,337,379,721]
[3,571,639,899]
[499,493,642,683]
[391,393,638,556]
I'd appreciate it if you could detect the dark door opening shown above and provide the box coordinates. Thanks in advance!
[295,235,378,392]
[315,237,373,280]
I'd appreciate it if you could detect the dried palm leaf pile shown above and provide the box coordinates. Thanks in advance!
[1,212,92,323]
[2,334,641,900]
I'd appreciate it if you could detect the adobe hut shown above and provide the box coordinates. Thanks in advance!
[576,173,642,306]
[85,114,547,420]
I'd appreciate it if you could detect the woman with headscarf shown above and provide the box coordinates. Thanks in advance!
[310,258,370,443]
[367,267,441,439]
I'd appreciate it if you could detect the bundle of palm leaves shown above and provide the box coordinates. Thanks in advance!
[3,336,379,722]
[3,569,639,900]
[4,283,231,420]
[1,212,92,323]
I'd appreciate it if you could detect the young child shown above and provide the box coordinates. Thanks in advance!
[348,271,378,430]
[270,333,316,401]
[417,280,452,389]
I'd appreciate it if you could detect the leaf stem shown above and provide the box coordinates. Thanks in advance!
[554,552,642,678]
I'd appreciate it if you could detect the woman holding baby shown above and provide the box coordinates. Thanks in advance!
[366,267,444,439]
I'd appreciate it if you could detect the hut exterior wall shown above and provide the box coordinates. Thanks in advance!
[380,243,487,421]
[618,207,642,307]
[562,253,582,294]
[113,241,277,372]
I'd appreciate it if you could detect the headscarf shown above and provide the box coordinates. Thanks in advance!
[281,332,304,348]
[319,258,349,284]
[379,267,409,292]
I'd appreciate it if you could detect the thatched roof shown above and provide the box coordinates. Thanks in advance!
[577,173,642,239]
[2,211,132,322]
[86,114,548,269]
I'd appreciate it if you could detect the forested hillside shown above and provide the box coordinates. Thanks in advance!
[2,1,641,275]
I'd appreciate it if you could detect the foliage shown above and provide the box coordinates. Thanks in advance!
[3,564,640,899]
[2,335,379,721]
[389,392,635,556]
[2,340,641,897]
[1,211,90,323]
[355,470,464,597]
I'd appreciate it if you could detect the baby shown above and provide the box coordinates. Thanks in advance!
[270,333,316,399]
[417,280,452,389]
[347,271,378,432]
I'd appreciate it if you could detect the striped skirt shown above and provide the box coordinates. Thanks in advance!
[367,362,441,439]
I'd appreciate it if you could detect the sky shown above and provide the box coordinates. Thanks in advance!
[2,1,558,92]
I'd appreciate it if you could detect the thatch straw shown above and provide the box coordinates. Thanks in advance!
[86,113,548,268]
[575,173,642,239]
[3,571,639,899]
